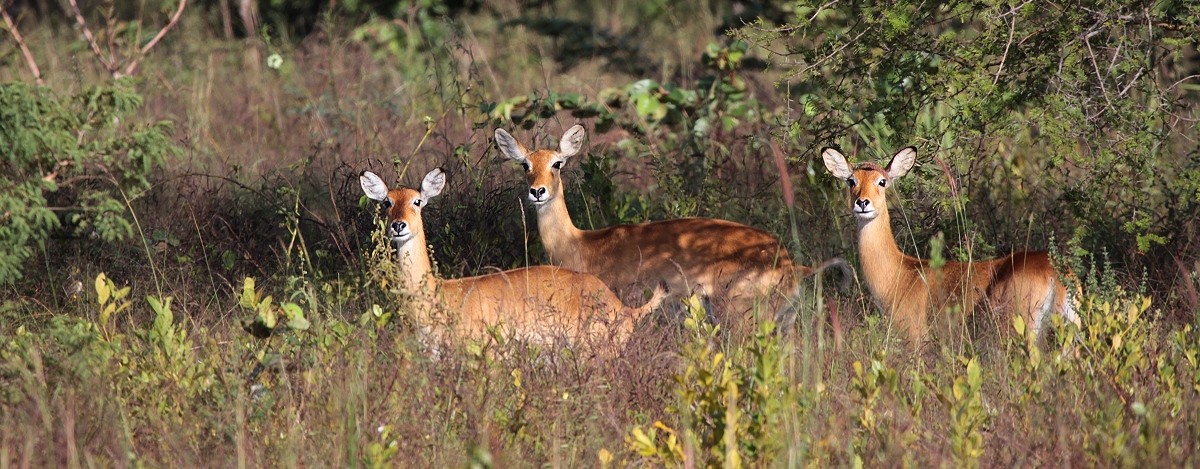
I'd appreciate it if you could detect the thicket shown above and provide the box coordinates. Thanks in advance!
[1,0,1199,466]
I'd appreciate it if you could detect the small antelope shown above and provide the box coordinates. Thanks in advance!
[821,146,1080,342]
[360,168,666,355]
[495,125,849,327]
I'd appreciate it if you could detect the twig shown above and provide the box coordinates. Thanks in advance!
[66,0,115,72]
[66,0,187,78]
[122,0,188,77]
[1085,36,1114,117]
[787,28,868,79]
[992,12,1017,87]
[1,4,43,85]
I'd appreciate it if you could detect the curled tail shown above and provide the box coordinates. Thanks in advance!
[798,257,856,291]
[626,282,670,320]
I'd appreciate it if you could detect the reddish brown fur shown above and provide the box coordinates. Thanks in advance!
[370,176,665,356]
[824,147,1079,342]
[499,127,848,328]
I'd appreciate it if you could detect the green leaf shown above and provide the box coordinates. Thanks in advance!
[287,315,310,331]
[221,250,236,271]
[281,302,310,330]
[147,295,174,339]
[634,94,662,118]
[966,358,981,389]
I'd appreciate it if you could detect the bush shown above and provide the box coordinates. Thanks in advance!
[0,80,178,284]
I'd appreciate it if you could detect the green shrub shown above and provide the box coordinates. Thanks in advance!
[0,79,177,283]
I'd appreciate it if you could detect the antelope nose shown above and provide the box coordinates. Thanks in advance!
[529,187,547,199]
[855,199,870,210]
[390,221,407,234]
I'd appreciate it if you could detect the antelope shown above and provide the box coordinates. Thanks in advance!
[360,168,666,356]
[495,125,850,328]
[821,146,1080,342]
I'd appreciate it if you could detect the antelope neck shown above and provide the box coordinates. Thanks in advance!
[536,190,584,265]
[397,232,437,291]
[856,208,909,306]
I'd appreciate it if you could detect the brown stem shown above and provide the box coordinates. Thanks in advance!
[66,0,115,73]
[121,0,188,78]
[1,5,44,85]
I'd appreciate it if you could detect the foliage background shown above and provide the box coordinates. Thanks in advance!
[1,0,1199,466]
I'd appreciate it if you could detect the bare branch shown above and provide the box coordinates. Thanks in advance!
[1,4,44,85]
[66,0,116,73]
[992,13,1017,87]
[785,28,869,79]
[1085,36,1113,118]
[120,0,188,78]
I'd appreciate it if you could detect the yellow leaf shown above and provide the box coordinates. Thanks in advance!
[95,273,110,305]
[598,448,614,467]
[240,277,257,309]
[1013,314,1026,336]
[1126,303,1140,325]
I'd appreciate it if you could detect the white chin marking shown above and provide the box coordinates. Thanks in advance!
[855,211,876,220]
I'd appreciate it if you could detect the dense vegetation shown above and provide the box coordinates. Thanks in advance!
[2,0,1198,466]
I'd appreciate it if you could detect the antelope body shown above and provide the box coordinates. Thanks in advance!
[821,146,1079,342]
[360,168,666,353]
[496,125,849,326]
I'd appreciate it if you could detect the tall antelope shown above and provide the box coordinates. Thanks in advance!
[495,125,849,328]
[360,168,666,355]
[821,146,1080,342]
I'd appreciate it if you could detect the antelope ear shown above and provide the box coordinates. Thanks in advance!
[821,147,853,180]
[421,168,446,200]
[558,124,586,159]
[495,128,529,163]
[360,171,390,202]
[885,147,917,179]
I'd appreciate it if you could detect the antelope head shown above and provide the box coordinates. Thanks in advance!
[496,124,586,207]
[822,146,917,224]
[359,168,446,248]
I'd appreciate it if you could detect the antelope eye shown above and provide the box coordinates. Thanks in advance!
[413,199,423,207]
[520,162,530,171]
[878,179,887,187]
[552,161,563,170]
[846,178,857,188]
[382,199,393,208]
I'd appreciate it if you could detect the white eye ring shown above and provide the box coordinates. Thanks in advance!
[413,199,422,207]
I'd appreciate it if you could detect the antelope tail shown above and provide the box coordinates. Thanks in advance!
[799,257,855,291]
[627,282,670,319]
